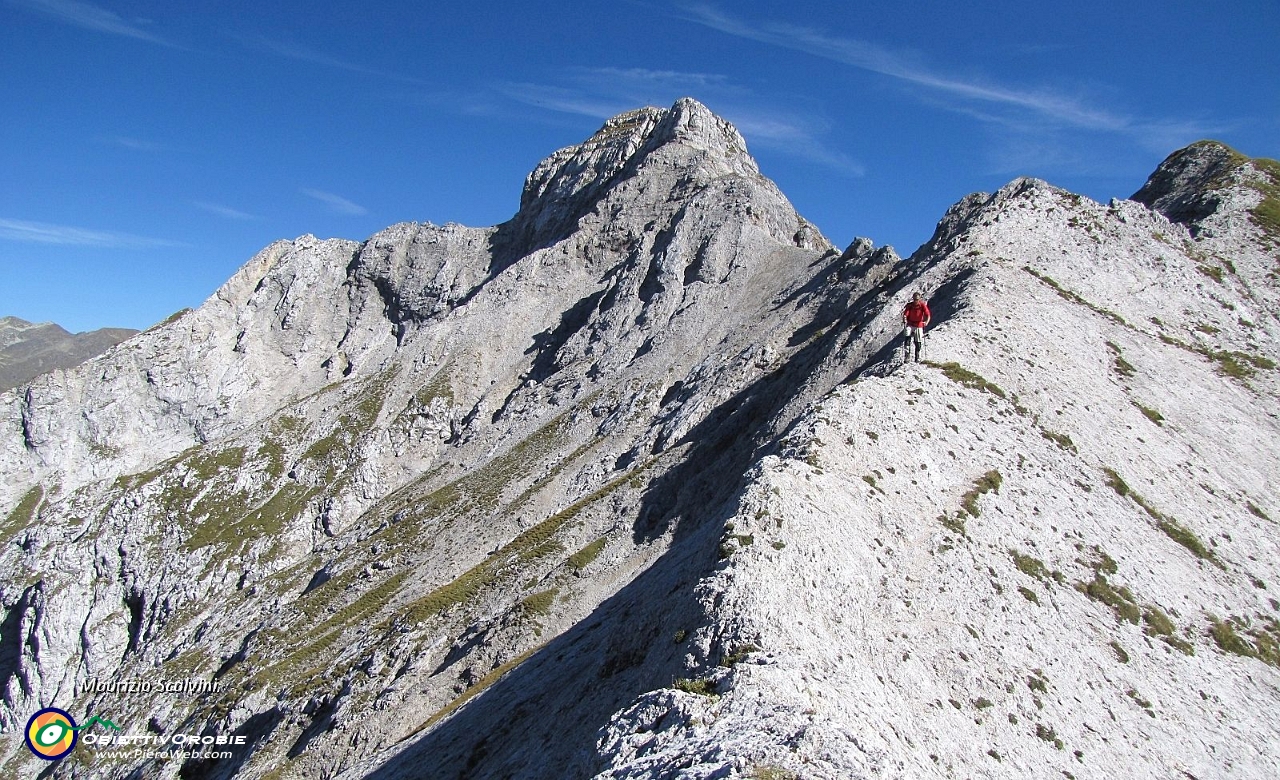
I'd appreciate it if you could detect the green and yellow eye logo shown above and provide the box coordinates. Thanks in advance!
[25,708,77,760]
[24,709,119,760]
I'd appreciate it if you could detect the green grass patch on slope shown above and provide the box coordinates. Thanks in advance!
[1134,403,1164,425]
[1010,549,1063,584]
[2,485,44,541]
[1103,467,1222,567]
[961,470,1003,518]
[1077,574,1141,624]
[1106,341,1137,379]
[396,464,646,626]
[187,446,247,481]
[298,368,399,479]
[673,677,718,697]
[1158,333,1278,381]
[1209,613,1280,667]
[567,537,607,572]
[185,484,318,553]
[928,361,1007,399]
[519,588,559,617]
[376,408,580,538]
[1040,429,1077,453]
[1240,154,1280,241]
[1022,267,1127,326]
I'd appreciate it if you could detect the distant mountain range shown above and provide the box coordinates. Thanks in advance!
[0,316,137,392]
[0,100,1276,779]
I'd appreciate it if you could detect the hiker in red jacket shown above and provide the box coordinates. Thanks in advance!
[902,292,931,362]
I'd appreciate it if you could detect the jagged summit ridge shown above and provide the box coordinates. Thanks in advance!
[1131,140,1244,217]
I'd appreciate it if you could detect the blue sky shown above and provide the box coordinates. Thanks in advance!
[2,1,1276,332]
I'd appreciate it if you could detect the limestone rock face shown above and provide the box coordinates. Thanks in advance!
[0,103,1276,780]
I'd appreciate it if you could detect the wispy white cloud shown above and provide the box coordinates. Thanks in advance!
[498,69,735,119]
[1129,117,1231,155]
[101,135,165,152]
[300,189,368,216]
[729,113,865,176]
[681,3,1218,145]
[909,86,1225,167]
[496,67,864,176]
[0,218,186,248]
[583,67,738,97]
[681,4,1126,130]
[234,32,427,85]
[390,88,509,120]
[12,0,177,47]
[1005,42,1076,57]
[497,82,629,119]
[193,201,259,221]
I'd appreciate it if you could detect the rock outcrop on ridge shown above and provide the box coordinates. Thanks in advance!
[0,317,138,393]
[0,101,1276,779]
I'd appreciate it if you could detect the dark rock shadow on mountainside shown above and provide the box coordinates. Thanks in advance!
[490,287,609,422]
[632,319,852,548]
[920,266,974,326]
[526,290,608,384]
[431,623,498,677]
[425,200,605,317]
[177,708,284,780]
[287,692,343,759]
[358,520,724,780]
[0,589,31,701]
[359,291,862,780]
[779,253,849,348]
[484,145,651,283]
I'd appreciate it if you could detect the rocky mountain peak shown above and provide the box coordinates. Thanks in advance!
[510,98,764,250]
[0,316,58,348]
[646,97,756,170]
[1131,140,1243,211]
[1132,140,1280,241]
[908,177,1063,262]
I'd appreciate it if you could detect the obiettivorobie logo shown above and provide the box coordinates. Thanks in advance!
[22,705,247,764]
[25,708,120,760]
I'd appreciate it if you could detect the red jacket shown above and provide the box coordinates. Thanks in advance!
[904,300,931,327]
